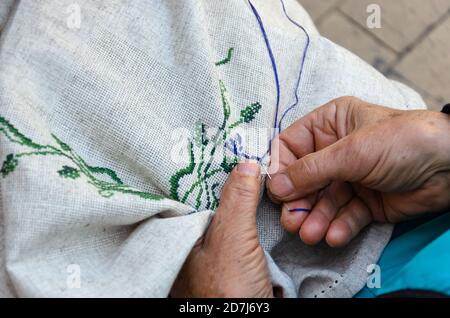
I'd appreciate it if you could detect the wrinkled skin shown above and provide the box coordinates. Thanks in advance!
[171,162,273,298]
[267,97,450,247]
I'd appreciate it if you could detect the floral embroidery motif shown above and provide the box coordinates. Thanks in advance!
[0,116,164,201]
[215,47,234,66]
[169,48,262,210]
[0,48,262,209]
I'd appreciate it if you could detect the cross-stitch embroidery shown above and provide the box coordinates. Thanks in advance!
[215,47,234,66]
[0,48,262,208]
[169,48,262,210]
[0,116,164,201]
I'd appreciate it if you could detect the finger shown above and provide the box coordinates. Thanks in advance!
[267,135,297,176]
[351,183,386,222]
[326,197,373,248]
[268,99,346,177]
[204,161,261,247]
[299,182,353,245]
[266,136,298,205]
[267,98,401,202]
[268,97,355,179]
[268,136,360,202]
[277,98,351,158]
[280,194,316,233]
[276,97,398,160]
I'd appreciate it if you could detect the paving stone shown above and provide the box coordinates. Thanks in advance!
[393,15,450,110]
[298,0,340,20]
[317,11,396,71]
[339,0,450,52]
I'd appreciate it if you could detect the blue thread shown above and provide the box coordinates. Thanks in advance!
[247,0,281,144]
[233,142,238,156]
[277,0,310,133]
[248,0,310,163]
[288,208,311,213]
[225,133,262,161]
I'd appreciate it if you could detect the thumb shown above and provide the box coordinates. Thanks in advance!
[204,161,261,246]
[268,135,367,201]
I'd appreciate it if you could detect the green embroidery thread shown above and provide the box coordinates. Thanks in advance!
[215,48,234,66]
[169,48,262,210]
[169,141,196,201]
[1,154,18,177]
[58,165,80,179]
[0,47,261,210]
[0,116,164,201]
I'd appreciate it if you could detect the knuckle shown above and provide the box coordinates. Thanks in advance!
[338,136,365,177]
[291,157,317,185]
[415,113,442,146]
[342,134,359,155]
[334,96,366,122]
[422,174,450,209]
[334,96,361,109]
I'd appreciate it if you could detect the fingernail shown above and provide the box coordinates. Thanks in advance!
[270,173,294,197]
[267,157,280,175]
[236,161,260,177]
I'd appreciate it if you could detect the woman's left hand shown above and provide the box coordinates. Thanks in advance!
[171,162,273,298]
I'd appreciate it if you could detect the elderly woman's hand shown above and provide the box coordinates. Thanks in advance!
[171,162,273,298]
[267,97,450,248]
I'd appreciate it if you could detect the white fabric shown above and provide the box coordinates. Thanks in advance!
[0,0,426,298]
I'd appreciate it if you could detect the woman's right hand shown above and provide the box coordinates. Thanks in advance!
[267,97,450,247]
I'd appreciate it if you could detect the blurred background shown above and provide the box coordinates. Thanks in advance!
[299,0,450,111]
[1,1,448,110]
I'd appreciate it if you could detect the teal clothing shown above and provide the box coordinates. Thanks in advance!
[357,212,450,297]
